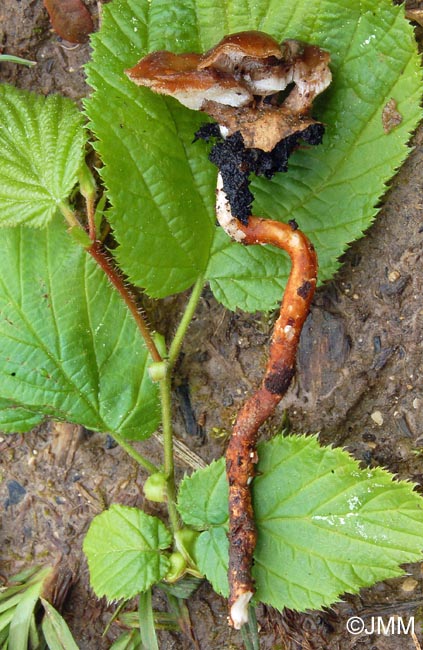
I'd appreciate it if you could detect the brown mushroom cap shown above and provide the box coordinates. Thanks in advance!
[126,51,201,86]
[125,33,331,139]
[198,30,283,70]
[125,50,252,110]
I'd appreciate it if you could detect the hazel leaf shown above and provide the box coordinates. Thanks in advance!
[0,219,159,439]
[85,0,421,311]
[0,85,85,228]
[0,398,44,433]
[83,505,172,600]
[177,434,423,610]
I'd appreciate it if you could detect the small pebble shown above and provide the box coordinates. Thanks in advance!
[371,411,384,426]
[388,270,401,282]
[401,577,418,593]
[5,480,26,507]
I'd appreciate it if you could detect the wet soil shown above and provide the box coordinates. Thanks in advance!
[1,2,423,649]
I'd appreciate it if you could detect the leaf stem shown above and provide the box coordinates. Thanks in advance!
[88,241,162,363]
[139,589,159,650]
[240,624,255,650]
[247,605,260,650]
[0,54,36,67]
[160,373,180,533]
[160,277,205,534]
[59,201,82,229]
[110,433,158,474]
[167,276,205,371]
[59,203,161,363]
[87,196,96,241]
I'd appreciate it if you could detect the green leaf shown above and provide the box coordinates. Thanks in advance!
[85,0,421,311]
[41,599,79,650]
[177,458,227,528]
[138,590,159,650]
[110,630,143,650]
[0,608,15,633]
[0,398,44,433]
[0,219,159,439]
[83,505,172,600]
[195,527,229,597]
[0,85,85,228]
[177,434,423,611]
[8,566,52,650]
[159,576,202,600]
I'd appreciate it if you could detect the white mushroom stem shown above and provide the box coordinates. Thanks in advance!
[230,591,254,630]
[215,172,247,242]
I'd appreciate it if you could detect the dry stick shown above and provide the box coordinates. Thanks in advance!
[216,177,318,629]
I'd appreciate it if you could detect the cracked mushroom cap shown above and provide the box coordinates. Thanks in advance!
[198,30,284,71]
[125,50,252,110]
[281,40,332,111]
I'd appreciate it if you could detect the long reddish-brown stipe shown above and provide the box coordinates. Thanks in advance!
[219,196,318,627]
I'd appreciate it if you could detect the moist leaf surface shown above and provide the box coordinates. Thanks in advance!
[177,434,423,610]
[0,85,85,228]
[0,219,159,438]
[85,0,421,310]
[83,505,172,599]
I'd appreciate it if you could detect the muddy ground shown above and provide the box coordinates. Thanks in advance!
[0,1,423,649]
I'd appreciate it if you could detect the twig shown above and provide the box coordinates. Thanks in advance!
[153,433,207,470]
[412,631,422,650]
[217,176,318,628]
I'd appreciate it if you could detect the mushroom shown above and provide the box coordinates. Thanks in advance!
[283,41,332,112]
[125,30,330,631]
[198,30,296,97]
[126,50,252,111]
[126,32,331,150]
[198,30,284,94]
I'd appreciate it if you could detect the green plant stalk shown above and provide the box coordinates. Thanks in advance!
[79,163,97,241]
[240,624,255,650]
[59,201,82,229]
[110,433,158,474]
[61,201,206,535]
[0,54,36,67]
[159,277,205,534]
[167,276,205,371]
[138,589,159,650]
[160,373,180,533]
[247,605,259,650]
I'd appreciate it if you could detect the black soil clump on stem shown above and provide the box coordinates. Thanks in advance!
[195,122,325,224]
